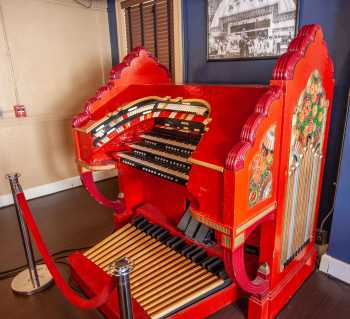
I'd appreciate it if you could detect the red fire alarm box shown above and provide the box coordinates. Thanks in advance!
[14,105,26,118]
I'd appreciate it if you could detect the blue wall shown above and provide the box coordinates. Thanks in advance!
[107,0,119,66]
[328,105,350,263]
[182,0,350,231]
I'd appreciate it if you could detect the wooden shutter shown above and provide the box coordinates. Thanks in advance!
[121,0,174,77]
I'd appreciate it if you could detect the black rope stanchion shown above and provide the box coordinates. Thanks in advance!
[6,173,53,295]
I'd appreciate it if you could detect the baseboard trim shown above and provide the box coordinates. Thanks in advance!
[319,253,350,284]
[0,170,117,208]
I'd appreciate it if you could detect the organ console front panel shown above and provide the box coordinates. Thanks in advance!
[68,25,334,319]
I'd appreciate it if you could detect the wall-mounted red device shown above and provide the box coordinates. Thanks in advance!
[13,104,27,118]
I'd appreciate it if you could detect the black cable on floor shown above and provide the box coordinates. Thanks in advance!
[0,245,92,280]
[0,228,116,280]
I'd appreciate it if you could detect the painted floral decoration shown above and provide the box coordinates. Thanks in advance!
[249,125,276,207]
[294,70,328,149]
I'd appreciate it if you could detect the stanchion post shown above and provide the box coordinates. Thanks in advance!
[108,257,134,319]
[6,173,53,295]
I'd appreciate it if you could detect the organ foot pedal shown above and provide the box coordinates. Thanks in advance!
[69,215,232,319]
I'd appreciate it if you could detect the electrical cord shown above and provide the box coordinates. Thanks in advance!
[0,255,72,280]
[0,225,116,279]
[0,245,92,280]
[1,260,83,296]
[320,195,335,231]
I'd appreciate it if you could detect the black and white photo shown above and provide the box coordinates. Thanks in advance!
[207,0,299,60]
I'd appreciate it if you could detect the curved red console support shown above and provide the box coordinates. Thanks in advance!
[230,213,274,297]
[16,192,115,310]
[232,246,269,296]
[80,171,125,213]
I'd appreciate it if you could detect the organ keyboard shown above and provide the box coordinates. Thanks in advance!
[75,96,210,150]
[69,26,335,319]
[118,153,189,184]
[115,123,203,185]
[84,216,230,319]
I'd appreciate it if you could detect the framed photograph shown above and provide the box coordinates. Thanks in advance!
[207,0,299,61]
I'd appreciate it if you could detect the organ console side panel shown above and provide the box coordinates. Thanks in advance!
[268,25,334,294]
[66,24,334,319]
[238,26,335,319]
[224,85,283,250]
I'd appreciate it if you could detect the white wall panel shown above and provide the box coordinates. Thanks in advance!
[0,0,111,195]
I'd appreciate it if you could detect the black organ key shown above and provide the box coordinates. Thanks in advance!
[170,239,186,252]
[145,224,161,236]
[135,219,149,230]
[177,243,190,254]
[186,247,204,259]
[159,233,171,243]
[207,259,224,273]
[152,227,166,239]
[165,236,181,247]
[133,215,146,227]
[156,230,171,242]
[201,256,218,269]
[131,217,229,280]
[148,225,163,237]
[181,244,197,257]
[190,250,208,263]
[201,256,224,274]
[142,223,154,233]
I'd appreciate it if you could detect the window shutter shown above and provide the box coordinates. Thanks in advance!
[121,0,174,78]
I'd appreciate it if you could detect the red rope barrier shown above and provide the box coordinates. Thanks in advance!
[16,192,116,310]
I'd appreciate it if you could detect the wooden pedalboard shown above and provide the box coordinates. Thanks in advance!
[68,210,316,319]
[69,251,238,319]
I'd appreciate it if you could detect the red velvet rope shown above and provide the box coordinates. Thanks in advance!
[16,192,116,310]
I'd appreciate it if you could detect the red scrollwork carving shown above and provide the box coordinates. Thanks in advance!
[72,47,171,128]
[225,86,282,171]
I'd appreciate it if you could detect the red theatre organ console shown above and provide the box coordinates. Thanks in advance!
[69,25,334,319]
